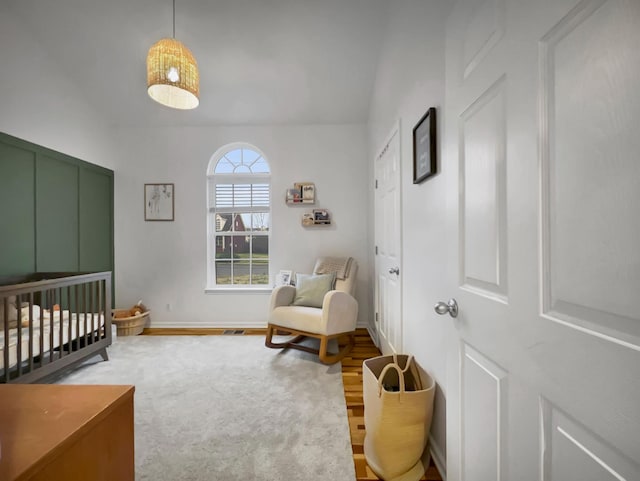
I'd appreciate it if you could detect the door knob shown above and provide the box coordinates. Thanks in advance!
[434,298,458,318]
[388,267,400,275]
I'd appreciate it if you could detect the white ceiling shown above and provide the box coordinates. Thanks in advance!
[7,0,391,126]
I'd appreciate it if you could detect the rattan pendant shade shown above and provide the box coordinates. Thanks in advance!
[147,37,200,110]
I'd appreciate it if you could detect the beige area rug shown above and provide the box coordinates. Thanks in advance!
[55,335,356,481]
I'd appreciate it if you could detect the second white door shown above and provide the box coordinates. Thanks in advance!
[374,124,402,354]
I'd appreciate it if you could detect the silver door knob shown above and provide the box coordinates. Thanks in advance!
[388,267,400,275]
[434,298,458,318]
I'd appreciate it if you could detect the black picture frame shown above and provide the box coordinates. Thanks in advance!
[413,107,437,184]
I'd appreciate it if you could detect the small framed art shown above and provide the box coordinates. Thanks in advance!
[413,107,437,184]
[144,183,174,221]
[275,270,293,286]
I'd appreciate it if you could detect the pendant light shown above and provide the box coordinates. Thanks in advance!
[146,0,200,109]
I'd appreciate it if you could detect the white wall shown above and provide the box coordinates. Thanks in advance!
[0,5,115,169]
[112,124,370,328]
[367,0,451,472]
[0,1,371,329]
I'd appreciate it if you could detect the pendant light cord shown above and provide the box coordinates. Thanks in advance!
[172,0,176,38]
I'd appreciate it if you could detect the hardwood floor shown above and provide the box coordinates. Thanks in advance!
[342,329,443,481]
[140,327,443,480]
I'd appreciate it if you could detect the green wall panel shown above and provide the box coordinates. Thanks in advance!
[36,154,79,271]
[0,141,36,274]
[0,132,113,280]
[79,167,113,272]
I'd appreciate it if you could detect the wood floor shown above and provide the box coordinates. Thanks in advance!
[342,329,443,481]
[141,327,443,480]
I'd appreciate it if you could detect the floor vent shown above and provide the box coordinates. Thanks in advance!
[223,329,245,335]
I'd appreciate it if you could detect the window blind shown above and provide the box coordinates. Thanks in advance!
[212,183,269,210]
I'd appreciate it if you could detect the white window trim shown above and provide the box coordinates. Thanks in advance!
[204,287,273,294]
[205,144,271,291]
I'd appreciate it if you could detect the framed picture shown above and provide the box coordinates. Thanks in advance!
[275,270,293,286]
[413,107,437,184]
[294,182,315,204]
[144,183,174,221]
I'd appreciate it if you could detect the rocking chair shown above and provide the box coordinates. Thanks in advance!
[265,257,358,364]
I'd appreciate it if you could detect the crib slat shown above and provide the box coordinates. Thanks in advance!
[38,289,44,369]
[48,289,54,364]
[3,298,10,381]
[55,288,60,359]
[74,284,81,352]
[98,280,103,340]
[28,292,34,373]
[66,286,72,354]
[16,295,23,377]
[106,278,112,343]
[74,284,80,352]
[82,282,88,347]
[91,281,96,342]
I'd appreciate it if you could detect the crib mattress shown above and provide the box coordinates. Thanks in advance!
[0,312,106,370]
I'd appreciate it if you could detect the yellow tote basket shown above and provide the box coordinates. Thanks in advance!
[363,354,436,481]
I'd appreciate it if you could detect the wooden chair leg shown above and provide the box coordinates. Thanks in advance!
[319,336,329,361]
[265,324,275,348]
[265,324,306,349]
[318,332,355,364]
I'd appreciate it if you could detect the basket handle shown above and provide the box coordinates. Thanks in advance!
[376,354,420,398]
[376,354,414,395]
[396,353,423,391]
[377,362,405,397]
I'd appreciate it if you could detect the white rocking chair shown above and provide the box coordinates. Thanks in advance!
[265,257,358,364]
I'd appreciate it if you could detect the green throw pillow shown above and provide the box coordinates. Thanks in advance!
[292,272,336,308]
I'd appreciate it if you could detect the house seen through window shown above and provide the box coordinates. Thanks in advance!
[207,144,270,288]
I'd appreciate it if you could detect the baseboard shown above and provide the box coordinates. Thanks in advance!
[147,320,267,329]
[143,327,267,336]
[429,435,446,480]
[366,325,379,348]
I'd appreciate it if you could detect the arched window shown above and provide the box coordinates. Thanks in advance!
[206,143,270,288]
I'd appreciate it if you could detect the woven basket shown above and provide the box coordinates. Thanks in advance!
[112,309,150,336]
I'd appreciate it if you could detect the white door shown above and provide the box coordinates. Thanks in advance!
[374,124,402,354]
[441,0,640,480]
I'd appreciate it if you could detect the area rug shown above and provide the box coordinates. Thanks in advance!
[54,335,356,481]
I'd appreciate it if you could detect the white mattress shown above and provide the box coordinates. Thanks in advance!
[0,311,106,370]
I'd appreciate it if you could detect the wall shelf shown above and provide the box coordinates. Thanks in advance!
[286,182,315,205]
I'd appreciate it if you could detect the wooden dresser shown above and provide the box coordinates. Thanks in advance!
[0,384,134,481]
